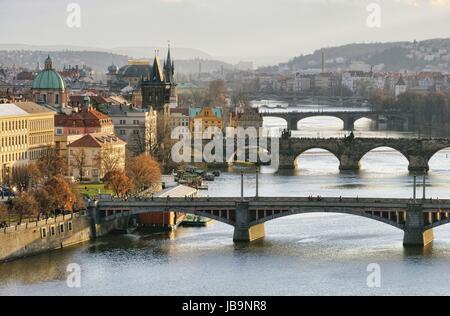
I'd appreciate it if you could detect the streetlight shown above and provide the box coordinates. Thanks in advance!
[241,172,244,201]
[422,169,427,200]
[255,166,259,199]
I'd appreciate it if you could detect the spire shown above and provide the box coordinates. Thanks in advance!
[166,40,172,66]
[164,40,175,83]
[44,55,53,70]
[150,53,164,83]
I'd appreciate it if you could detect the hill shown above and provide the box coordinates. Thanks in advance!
[260,38,450,73]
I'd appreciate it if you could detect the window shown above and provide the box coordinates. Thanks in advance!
[50,226,55,236]
[55,94,59,105]
[119,130,126,136]
[68,221,73,231]
[60,223,64,233]
[41,227,47,238]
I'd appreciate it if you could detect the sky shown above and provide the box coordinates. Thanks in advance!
[0,0,450,59]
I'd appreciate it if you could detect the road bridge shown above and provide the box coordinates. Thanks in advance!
[91,196,450,247]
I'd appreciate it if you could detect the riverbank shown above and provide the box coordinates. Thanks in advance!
[0,210,129,263]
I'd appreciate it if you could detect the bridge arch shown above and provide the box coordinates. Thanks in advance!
[248,209,405,230]
[297,115,345,130]
[261,115,288,129]
[358,146,410,172]
[294,148,340,172]
[353,116,377,130]
[427,147,450,170]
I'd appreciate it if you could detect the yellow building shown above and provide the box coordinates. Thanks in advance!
[189,106,223,139]
[17,102,55,161]
[0,102,55,184]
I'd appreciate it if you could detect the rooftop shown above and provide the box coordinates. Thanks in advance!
[0,103,28,117]
[55,108,112,128]
[67,133,126,148]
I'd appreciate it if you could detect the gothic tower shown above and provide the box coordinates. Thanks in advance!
[141,44,177,110]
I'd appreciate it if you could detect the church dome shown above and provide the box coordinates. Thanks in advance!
[108,64,119,74]
[32,55,65,90]
[118,64,152,78]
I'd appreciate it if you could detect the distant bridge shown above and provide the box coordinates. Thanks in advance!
[252,94,369,106]
[259,110,413,131]
[91,197,450,247]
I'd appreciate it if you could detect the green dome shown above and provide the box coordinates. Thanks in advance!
[32,56,65,90]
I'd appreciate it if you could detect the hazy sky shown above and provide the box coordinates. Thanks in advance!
[1,0,450,58]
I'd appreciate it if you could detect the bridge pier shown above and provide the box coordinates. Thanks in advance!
[278,154,296,170]
[287,118,298,131]
[343,117,355,131]
[408,156,430,173]
[233,202,265,242]
[403,204,434,247]
[339,155,360,171]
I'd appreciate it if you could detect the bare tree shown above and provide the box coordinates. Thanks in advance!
[11,192,39,224]
[11,163,42,191]
[94,144,124,177]
[36,146,68,178]
[70,149,88,182]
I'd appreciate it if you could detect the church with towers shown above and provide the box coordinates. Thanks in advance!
[141,44,178,111]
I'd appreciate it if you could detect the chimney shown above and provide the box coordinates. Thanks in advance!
[321,50,325,74]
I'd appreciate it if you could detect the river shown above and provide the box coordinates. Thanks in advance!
[2,101,450,296]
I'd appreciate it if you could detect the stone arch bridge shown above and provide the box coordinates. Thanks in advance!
[260,111,412,131]
[239,137,450,172]
[92,197,450,247]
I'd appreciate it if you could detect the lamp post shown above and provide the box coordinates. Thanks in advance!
[241,172,244,201]
[422,170,427,200]
[256,166,259,199]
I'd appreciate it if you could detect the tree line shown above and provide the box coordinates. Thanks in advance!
[369,91,450,126]
[0,149,161,227]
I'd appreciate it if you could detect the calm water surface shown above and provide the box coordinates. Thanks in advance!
[2,101,450,296]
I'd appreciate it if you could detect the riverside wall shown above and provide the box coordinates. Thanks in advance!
[0,211,129,263]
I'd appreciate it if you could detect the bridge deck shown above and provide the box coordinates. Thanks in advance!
[97,197,450,211]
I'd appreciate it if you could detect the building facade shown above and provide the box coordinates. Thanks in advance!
[189,106,223,139]
[236,106,263,129]
[55,104,114,136]
[16,102,55,161]
[108,105,157,154]
[166,108,190,136]
[67,133,126,182]
[0,102,55,184]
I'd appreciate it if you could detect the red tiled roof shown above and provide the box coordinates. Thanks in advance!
[67,133,125,148]
[55,108,112,128]
[171,108,189,116]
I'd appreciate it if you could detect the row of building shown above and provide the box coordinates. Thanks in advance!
[0,49,263,185]
[252,70,450,96]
